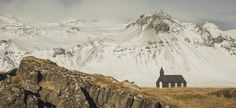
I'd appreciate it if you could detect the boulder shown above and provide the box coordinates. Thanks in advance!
[0,81,26,108]
[0,56,174,108]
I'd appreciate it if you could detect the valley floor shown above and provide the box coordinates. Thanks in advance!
[143,88,236,108]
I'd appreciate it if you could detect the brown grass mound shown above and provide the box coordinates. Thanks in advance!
[208,89,236,99]
[143,88,236,108]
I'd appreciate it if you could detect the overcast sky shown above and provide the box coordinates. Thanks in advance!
[0,0,235,30]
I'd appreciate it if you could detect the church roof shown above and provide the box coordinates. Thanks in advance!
[157,75,186,83]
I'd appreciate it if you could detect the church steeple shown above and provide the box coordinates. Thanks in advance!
[160,67,164,76]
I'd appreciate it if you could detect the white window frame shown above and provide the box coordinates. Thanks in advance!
[175,83,177,87]
[168,83,171,88]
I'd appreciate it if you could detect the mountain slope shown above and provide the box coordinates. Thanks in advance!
[0,11,236,87]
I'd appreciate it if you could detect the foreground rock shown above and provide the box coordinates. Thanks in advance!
[0,56,175,108]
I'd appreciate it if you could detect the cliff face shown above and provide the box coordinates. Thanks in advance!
[0,56,174,108]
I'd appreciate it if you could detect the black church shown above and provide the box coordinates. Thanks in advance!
[156,67,187,88]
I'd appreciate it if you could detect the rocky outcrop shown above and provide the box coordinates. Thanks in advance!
[0,80,26,108]
[153,22,170,34]
[0,56,174,108]
[208,89,236,99]
[52,48,66,57]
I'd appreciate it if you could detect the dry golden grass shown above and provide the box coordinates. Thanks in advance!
[143,88,236,108]
[91,74,142,94]
[92,74,124,90]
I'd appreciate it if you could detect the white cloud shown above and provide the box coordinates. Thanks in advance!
[0,0,153,23]
[75,0,152,20]
[148,0,236,29]
[0,0,236,29]
[0,0,70,22]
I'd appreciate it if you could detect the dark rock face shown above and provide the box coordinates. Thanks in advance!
[53,48,66,57]
[213,36,226,43]
[126,11,172,34]
[199,28,215,47]
[154,22,170,34]
[84,86,163,108]
[0,56,174,108]
[0,74,6,80]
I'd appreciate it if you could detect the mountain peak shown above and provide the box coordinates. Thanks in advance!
[151,10,172,20]
[126,10,175,33]
[202,22,223,38]
[135,10,173,26]
[126,10,182,34]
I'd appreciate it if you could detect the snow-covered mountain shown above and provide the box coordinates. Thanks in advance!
[1,11,236,87]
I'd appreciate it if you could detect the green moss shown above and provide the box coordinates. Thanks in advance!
[39,81,60,94]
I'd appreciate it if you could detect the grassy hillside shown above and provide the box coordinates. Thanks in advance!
[143,88,236,108]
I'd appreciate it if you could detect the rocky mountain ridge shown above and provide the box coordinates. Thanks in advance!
[0,56,174,108]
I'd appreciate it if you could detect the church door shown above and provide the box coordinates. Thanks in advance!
[159,81,163,88]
